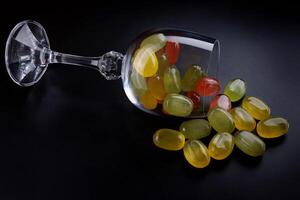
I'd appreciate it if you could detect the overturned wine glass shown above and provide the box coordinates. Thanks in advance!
[5,20,220,118]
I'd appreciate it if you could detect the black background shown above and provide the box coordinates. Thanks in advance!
[0,1,300,199]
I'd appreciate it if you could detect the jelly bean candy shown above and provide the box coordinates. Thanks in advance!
[162,107,170,115]
[148,75,166,101]
[133,47,158,77]
[153,129,185,151]
[224,78,246,102]
[257,117,289,138]
[208,108,235,133]
[185,91,201,109]
[165,41,180,64]
[156,52,170,76]
[140,33,167,52]
[195,77,221,96]
[208,132,234,160]
[183,140,210,168]
[140,91,157,110]
[179,119,211,140]
[242,96,270,120]
[234,131,266,157]
[230,107,256,132]
[163,66,181,94]
[181,65,205,92]
[163,94,193,117]
[209,94,232,111]
[130,70,147,97]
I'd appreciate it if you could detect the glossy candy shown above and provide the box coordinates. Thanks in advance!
[185,91,201,109]
[257,117,289,138]
[163,66,181,94]
[133,47,158,77]
[242,96,271,120]
[140,33,167,52]
[179,119,211,140]
[234,131,266,157]
[224,78,246,102]
[208,108,235,133]
[181,65,205,92]
[230,107,256,131]
[156,53,170,76]
[195,77,221,96]
[208,132,234,160]
[183,140,210,168]
[209,94,232,111]
[140,91,157,110]
[130,70,147,96]
[163,94,193,117]
[153,129,185,151]
[148,75,166,101]
[165,41,180,64]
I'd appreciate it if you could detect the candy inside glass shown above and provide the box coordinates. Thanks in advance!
[5,20,220,118]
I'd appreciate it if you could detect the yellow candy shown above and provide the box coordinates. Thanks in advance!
[133,46,158,77]
[208,132,234,160]
[153,129,185,151]
[140,91,157,110]
[183,140,210,168]
[257,117,289,138]
[148,75,166,101]
[242,96,271,120]
[230,107,256,131]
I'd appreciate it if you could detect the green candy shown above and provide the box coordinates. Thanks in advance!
[208,108,235,133]
[130,70,147,96]
[179,119,211,140]
[181,65,204,92]
[156,53,170,76]
[140,33,167,52]
[234,131,266,157]
[224,78,246,102]
[164,66,181,94]
[163,94,193,117]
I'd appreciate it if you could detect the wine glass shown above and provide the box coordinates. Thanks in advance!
[5,20,220,118]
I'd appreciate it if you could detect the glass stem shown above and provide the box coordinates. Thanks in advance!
[43,48,124,80]
[49,50,100,71]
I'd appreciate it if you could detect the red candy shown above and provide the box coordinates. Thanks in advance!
[185,91,201,109]
[195,77,221,96]
[209,94,232,111]
[165,41,180,64]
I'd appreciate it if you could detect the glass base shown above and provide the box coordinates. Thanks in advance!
[5,20,50,86]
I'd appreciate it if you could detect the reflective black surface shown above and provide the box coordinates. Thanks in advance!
[0,1,299,199]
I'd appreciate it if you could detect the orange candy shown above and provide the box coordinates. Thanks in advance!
[148,75,166,101]
[140,91,158,110]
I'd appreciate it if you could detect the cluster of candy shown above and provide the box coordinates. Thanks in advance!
[130,33,217,116]
[153,78,289,168]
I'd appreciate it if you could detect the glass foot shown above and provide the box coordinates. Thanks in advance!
[5,20,50,86]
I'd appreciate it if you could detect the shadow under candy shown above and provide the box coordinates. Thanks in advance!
[231,148,263,168]
[181,154,233,179]
[264,135,286,148]
[230,95,244,108]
